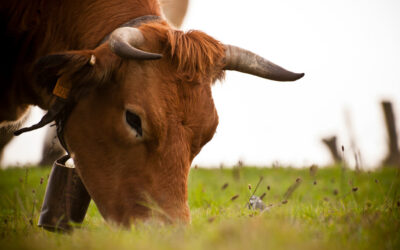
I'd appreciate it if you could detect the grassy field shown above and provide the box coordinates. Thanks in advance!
[0,164,399,250]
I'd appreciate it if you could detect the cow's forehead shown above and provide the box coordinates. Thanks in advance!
[120,59,215,116]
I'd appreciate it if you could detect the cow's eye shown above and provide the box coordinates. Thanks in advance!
[125,111,142,137]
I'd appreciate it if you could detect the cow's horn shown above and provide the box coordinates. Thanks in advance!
[109,27,162,60]
[223,45,304,81]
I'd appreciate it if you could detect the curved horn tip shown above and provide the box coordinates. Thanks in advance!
[293,73,305,81]
[277,72,304,82]
[224,44,305,82]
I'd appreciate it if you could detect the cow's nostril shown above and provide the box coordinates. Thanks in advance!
[125,111,142,137]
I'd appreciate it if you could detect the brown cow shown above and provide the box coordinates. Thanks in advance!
[1,0,303,226]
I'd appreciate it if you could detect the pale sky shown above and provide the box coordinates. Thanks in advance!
[2,0,400,168]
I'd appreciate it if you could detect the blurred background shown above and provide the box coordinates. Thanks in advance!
[2,0,400,168]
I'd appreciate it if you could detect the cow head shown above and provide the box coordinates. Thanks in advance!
[33,20,303,226]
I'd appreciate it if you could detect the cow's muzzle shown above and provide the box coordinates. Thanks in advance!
[38,155,91,232]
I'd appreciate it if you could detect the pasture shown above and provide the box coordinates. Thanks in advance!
[0,165,399,250]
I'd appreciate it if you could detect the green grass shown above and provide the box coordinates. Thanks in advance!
[0,165,399,250]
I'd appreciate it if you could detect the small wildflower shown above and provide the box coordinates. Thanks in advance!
[333,189,339,195]
[313,180,317,185]
[352,187,358,192]
[230,194,239,201]
[282,200,288,204]
[248,195,267,211]
[374,179,379,183]
[221,183,229,190]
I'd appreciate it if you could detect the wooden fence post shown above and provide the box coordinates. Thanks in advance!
[381,101,400,167]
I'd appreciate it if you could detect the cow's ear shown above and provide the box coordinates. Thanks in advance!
[35,46,117,100]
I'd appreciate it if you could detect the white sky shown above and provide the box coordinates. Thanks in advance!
[2,0,400,168]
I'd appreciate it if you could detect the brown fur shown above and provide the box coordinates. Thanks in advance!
[139,22,226,83]
[62,22,224,225]
[1,0,161,118]
[1,0,225,225]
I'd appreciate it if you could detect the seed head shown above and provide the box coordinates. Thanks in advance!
[260,192,266,200]
[333,189,339,196]
[352,187,358,192]
[282,200,288,204]
[230,194,239,201]
[221,183,229,190]
[40,177,44,185]
[248,184,252,190]
[313,180,317,185]
[208,217,216,223]
[267,185,270,191]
